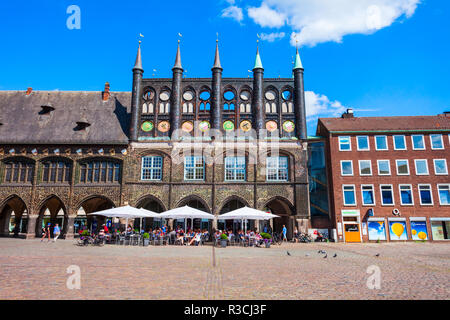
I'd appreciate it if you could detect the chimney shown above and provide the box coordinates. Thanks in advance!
[102,82,110,101]
[26,87,33,95]
[342,108,354,119]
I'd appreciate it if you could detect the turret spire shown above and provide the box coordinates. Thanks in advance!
[293,47,303,70]
[213,39,222,69]
[253,42,263,70]
[173,40,183,70]
[133,40,143,71]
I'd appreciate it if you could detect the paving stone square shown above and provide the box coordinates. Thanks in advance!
[0,239,448,300]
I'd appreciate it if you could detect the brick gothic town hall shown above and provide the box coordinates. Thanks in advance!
[0,41,315,240]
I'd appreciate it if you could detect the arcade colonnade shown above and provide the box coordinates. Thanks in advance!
[0,193,297,239]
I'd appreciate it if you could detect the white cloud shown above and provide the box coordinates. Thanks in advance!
[248,3,286,28]
[305,91,347,121]
[221,5,244,23]
[244,0,420,46]
[259,32,285,42]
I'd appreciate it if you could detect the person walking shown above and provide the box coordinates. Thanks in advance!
[282,225,287,243]
[53,223,61,242]
[41,223,51,242]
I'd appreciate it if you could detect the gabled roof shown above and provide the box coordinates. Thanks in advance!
[317,115,450,135]
[0,91,131,145]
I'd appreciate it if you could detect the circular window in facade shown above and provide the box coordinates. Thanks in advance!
[265,90,276,101]
[141,121,154,132]
[240,90,251,101]
[224,91,235,101]
[282,90,292,100]
[282,120,295,133]
[182,121,194,132]
[158,121,170,133]
[200,91,210,101]
[223,120,235,131]
[240,120,252,132]
[160,91,170,101]
[143,90,154,100]
[199,121,211,132]
[265,120,278,132]
[183,91,194,101]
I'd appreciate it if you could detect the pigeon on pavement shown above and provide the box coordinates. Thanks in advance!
[287,251,291,256]
[323,254,327,258]
[333,253,337,258]
[375,253,380,257]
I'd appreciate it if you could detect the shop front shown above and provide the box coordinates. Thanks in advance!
[341,210,361,243]
[430,218,450,240]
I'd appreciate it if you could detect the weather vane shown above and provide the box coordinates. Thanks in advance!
[139,33,144,44]
[178,32,183,44]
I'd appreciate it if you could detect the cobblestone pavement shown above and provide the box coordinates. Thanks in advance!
[0,238,449,300]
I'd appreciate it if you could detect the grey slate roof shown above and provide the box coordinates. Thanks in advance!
[0,91,131,145]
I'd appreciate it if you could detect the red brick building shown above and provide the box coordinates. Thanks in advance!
[317,110,450,242]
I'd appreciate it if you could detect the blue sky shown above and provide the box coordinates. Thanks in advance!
[0,0,449,134]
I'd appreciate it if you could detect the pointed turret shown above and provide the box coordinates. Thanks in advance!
[253,46,263,70]
[293,47,307,140]
[293,47,303,70]
[211,39,223,132]
[212,40,222,70]
[133,41,143,72]
[173,40,183,70]
[130,40,144,142]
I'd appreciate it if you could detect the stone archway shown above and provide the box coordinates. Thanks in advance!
[264,197,295,239]
[136,196,166,231]
[177,196,211,231]
[75,196,115,235]
[0,196,28,237]
[35,196,68,238]
[218,197,248,233]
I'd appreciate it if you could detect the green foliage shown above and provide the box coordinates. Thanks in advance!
[220,233,228,240]
[81,230,90,237]
[260,232,272,240]
[143,233,150,239]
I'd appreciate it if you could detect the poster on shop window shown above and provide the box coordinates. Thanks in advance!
[389,221,408,240]
[368,221,387,241]
[410,220,428,240]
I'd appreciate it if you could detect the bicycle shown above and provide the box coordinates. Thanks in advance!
[271,232,283,245]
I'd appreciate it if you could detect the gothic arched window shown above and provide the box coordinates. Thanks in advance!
[223,89,236,112]
[264,88,278,114]
[281,88,294,113]
[142,88,155,114]
[159,90,171,114]
[239,89,252,114]
[182,89,195,114]
[199,90,211,113]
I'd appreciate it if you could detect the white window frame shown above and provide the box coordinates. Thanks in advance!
[430,134,444,150]
[361,184,375,206]
[437,184,450,206]
[340,160,354,176]
[224,156,246,181]
[342,184,357,206]
[418,184,433,206]
[184,156,205,181]
[377,159,391,176]
[356,136,370,151]
[396,159,410,175]
[380,184,395,206]
[266,156,289,182]
[393,135,407,150]
[375,135,388,151]
[358,160,372,176]
[433,159,448,175]
[414,159,429,176]
[338,136,352,151]
[411,135,425,150]
[141,156,163,181]
[399,184,414,206]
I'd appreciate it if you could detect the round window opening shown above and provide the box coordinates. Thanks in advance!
[160,91,170,101]
[224,91,235,101]
[240,91,251,101]
[282,90,292,100]
[265,90,276,101]
[200,91,210,101]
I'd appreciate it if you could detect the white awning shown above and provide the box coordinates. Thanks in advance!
[159,206,214,220]
[218,207,279,220]
[88,205,149,218]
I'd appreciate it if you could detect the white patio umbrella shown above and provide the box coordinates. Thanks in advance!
[139,208,161,232]
[217,206,279,232]
[88,205,150,233]
[159,205,214,231]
